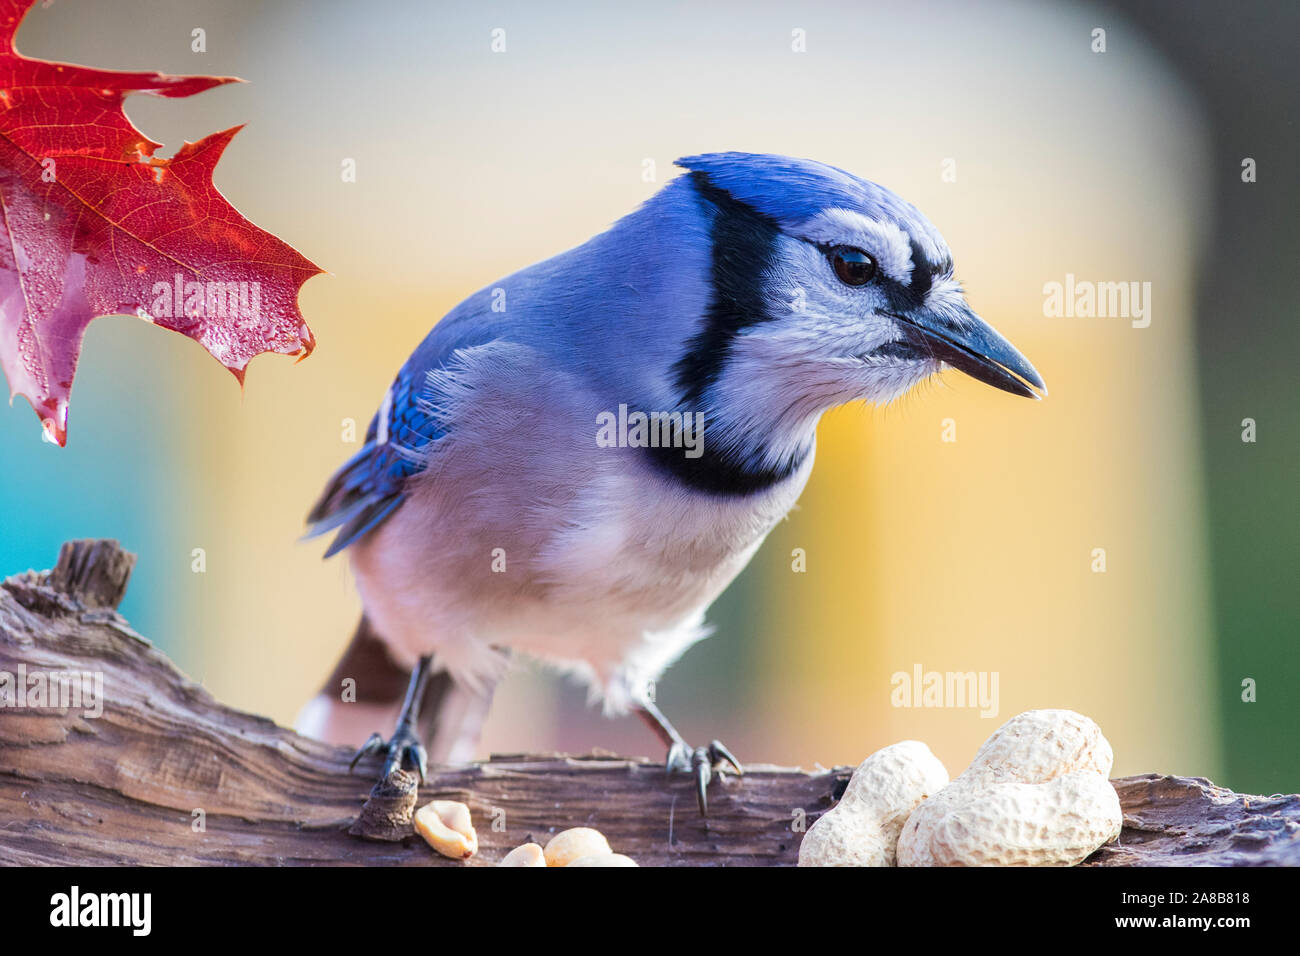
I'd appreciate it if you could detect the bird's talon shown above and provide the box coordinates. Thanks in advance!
[665,740,689,774]
[693,747,712,815]
[406,743,429,785]
[349,732,385,772]
[661,736,741,816]
[351,726,428,786]
[709,739,743,776]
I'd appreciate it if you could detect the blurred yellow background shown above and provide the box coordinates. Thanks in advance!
[2,0,1224,782]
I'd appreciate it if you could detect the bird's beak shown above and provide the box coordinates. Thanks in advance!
[891,305,1047,400]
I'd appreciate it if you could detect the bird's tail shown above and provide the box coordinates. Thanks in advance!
[295,616,496,765]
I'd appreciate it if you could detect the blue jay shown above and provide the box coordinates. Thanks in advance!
[297,152,1045,814]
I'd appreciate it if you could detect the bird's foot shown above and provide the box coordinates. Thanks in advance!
[350,723,428,785]
[665,738,742,816]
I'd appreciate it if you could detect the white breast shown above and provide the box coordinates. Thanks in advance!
[346,340,815,712]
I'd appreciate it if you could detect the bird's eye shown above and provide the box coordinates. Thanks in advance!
[828,246,877,286]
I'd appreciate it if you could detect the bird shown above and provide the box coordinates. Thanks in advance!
[296,151,1046,814]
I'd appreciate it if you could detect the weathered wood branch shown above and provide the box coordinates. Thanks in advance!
[1,540,1297,866]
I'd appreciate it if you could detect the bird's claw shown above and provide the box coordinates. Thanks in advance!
[349,725,428,785]
[665,738,743,816]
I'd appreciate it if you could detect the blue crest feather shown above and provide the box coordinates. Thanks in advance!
[675,152,926,233]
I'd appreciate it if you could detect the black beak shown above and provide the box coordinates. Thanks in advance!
[889,306,1047,400]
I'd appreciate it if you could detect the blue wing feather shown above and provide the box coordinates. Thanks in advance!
[305,360,446,556]
[305,292,510,557]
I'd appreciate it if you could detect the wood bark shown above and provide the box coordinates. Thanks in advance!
[1,540,1296,866]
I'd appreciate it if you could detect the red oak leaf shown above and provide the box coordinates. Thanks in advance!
[0,0,320,445]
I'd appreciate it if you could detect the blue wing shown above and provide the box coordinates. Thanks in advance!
[305,288,514,557]
[304,358,446,557]
[304,177,673,557]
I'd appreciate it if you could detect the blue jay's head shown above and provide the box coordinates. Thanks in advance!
[670,153,1046,423]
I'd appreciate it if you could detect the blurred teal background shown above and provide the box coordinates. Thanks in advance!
[0,318,184,651]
